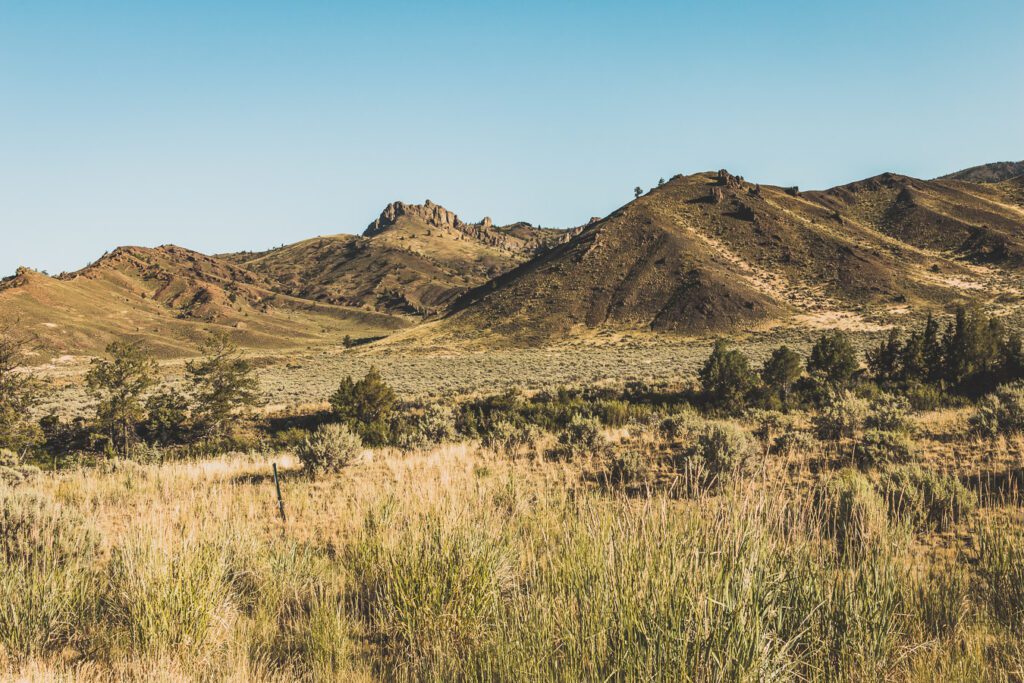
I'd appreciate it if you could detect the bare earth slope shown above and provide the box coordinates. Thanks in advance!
[226,201,575,316]
[0,245,408,358]
[445,170,1018,343]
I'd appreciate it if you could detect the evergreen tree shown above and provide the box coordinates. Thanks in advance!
[866,328,902,382]
[699,339,758,413]
[186,332,262,438]
[86,340,157,456]
[807,331,859,389]
[898,330,927,382]
[761,345,803,409]
[921,313,943,382]
[330,366,397,445]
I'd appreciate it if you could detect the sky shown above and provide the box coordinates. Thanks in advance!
[1,1,1022,277]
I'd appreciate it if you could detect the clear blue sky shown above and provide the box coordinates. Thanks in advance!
[2,0,1022,277]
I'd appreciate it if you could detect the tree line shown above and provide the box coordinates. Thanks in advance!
[699,306,1024,414]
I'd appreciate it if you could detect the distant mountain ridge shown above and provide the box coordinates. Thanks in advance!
[4,160,1024,356]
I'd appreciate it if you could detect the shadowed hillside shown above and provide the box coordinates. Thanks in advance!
[445,170,1022,343]
[809,173,1024,263]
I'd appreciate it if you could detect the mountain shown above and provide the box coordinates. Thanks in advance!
[0,245,408,358]
[939,161,1024,184]
[225,200,577,316]
[6,164,1024,356]
[445,170,1021,342]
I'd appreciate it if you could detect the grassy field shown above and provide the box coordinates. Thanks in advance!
[5,408,1024,681]
[35,323,894,418]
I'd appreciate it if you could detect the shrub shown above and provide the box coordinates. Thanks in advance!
[813,391,869,440]
[772,430,818,457]
[297,424,363,475]
[414,404,458,445]
[815,469,888,558]
[547,415,607,461]
[854,429,916,468]
[750,409,797,444]
[866,394,914,433]
[904,382,945,411]
[691,422,755,477]
[877,465,976,531]
[658,410,703,443]
[484,420,541,456]
[970,383,1024,437]
[0,463,41,487]
[598,448,656,489]
[330,367,397,446]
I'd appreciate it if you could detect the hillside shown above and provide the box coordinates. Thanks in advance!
[445,170,1018,343]
[809,173,1024,263]
[0,245,409,359]
[939,160,1024,184]
[226,201,576,316]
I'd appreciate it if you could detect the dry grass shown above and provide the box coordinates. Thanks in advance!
[3,421,1024,680]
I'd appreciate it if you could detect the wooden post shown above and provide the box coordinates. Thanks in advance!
[273,463,287,524]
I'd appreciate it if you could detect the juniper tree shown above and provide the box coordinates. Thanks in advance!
[700,339,757,413]
[186,332,262,438]
[85,340,157,456]
[760,345,803,409]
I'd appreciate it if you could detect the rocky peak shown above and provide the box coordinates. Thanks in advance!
[364,200,465,237]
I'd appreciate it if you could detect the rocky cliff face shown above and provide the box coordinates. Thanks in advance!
[364,200,465,236]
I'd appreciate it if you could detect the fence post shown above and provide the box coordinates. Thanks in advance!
[273,462,287,524]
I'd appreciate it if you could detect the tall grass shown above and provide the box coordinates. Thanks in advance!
[3,445,1024,680]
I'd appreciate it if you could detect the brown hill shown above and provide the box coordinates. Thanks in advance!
[225,200,575,316]
[808,173,1024,263]
[939,160,1024,184]
[0,245,408,359]
[446,170,1015,342]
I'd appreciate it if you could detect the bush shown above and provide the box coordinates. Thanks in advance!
[815,469,888,558]
[547,415,607,461]
[414,404,458,445]
[866,394,914,433]
[330,367,397,446]
[813,391,869,440]
[0,463,41,487]
[597,448,656,489]
[878,465,976,531]
[658,410,703,443]
[772,430,818,457]
[970,383,1024,437]
[904,382,946,411]
[483,420,541,456]
[854,429,916,468]
[691,422,755,477]
[296,424,363,475]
